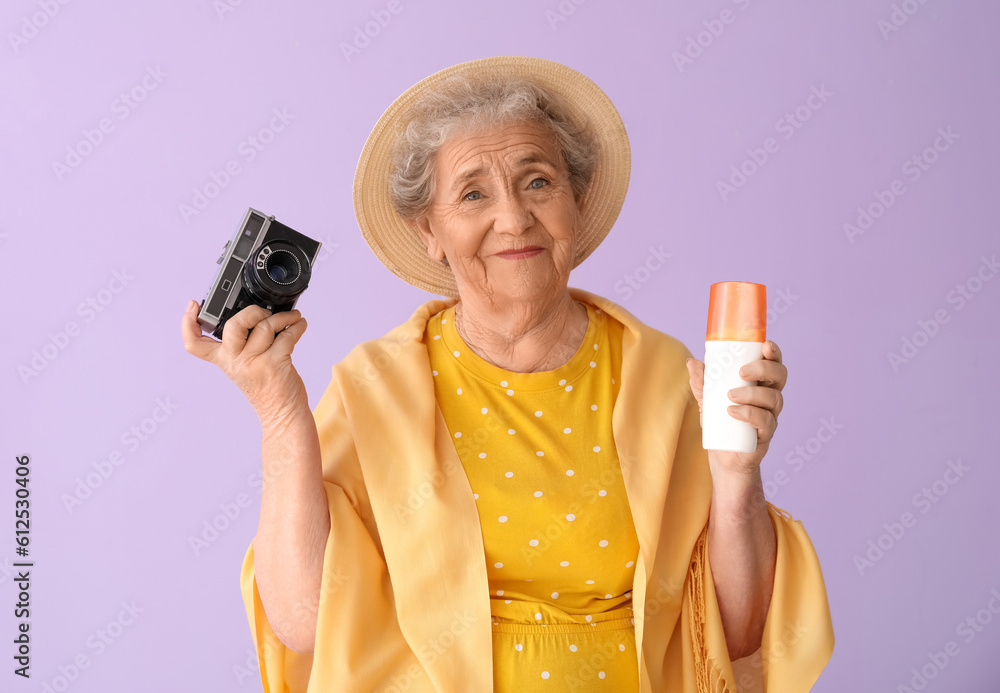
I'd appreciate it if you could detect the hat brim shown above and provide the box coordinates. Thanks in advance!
[353,55,631,298]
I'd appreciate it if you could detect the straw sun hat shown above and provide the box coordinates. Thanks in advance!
[352,56,631,298]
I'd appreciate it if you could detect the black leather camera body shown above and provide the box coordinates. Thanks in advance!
[197,208,321,339]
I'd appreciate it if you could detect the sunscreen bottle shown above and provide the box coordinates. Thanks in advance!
[702,281,767,453]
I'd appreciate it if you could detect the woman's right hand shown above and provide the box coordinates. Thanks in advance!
[181,300,311,430]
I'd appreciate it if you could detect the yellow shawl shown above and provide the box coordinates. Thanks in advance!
[240,287,834,692]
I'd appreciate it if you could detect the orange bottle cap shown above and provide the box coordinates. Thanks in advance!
[706,281,767,342]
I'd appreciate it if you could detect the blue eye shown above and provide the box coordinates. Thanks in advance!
[464,191,481,201]
[529,178,548,189]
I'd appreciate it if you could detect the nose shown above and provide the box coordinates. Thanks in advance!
[492,190,533,237]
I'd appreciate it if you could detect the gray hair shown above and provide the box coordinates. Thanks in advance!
[388,75,599,221]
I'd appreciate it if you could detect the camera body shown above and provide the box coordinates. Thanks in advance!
[197,208,321,339]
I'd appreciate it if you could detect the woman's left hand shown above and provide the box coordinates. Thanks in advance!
[685,340,786,476]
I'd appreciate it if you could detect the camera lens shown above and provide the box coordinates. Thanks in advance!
[243,241,312,303]
[265,250,299,285]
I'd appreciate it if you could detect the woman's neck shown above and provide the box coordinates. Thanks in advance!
[453,291,589,373]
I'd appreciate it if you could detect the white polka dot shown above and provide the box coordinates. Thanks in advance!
[495,562,503,568]
[453,350,460,357]
[593,446,601,452]
[566,469,574,476]
[515,643,522,651]
[481,407,489,414]
[536,451,545,457]
[605,594,613,599]
[551,592,559,599]
[507,429,516,435]
[500,380,508,387]
[586,615,593,622]
[626,561,634,568]
[534,612,542,621]
[497,590,504,596]
[563,427,572,434]
[454,431,462,438]
[599,671,606,679]
[529,539,539,546]
[433,334,441,340]
[441,318,447,324]
[598,489,607,497]
[534,410,543,417]
[473,493,479,500]
[505,471,513,478]
[593,343,598,350]
[631,618,635,625]
[599,539,609,547]
[506,389,515,396]
[590,361,596,368]
[432,370,439,376]
[569,644,578,652]
[612,378,616,384]
[619,644,626,652]
[558,379,567,386]
[505,599,512,604]
[591,404,598,410]
[625,592,632,598]
[533,491,543,497]
[498,515,508,523]
[560,561,570,567]
[479,452,487,459]
[566,514,576,521]
[565,385,573,391]
[456,387,462,395]
[541,671,550,679]
[586,580,595,585]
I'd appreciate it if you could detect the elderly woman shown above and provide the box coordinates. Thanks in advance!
[182,57,833,692]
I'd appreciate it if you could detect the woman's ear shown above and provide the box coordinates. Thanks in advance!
[409,217,444,263]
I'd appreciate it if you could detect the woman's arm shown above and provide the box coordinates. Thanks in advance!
[253,408,331,654]
[686,339,787,660]
[706,465,777,660]
[181,300,329,653]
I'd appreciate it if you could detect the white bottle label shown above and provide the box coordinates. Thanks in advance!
[702,340,764,453]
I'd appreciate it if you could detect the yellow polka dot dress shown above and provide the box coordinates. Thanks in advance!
[425,300,641,691]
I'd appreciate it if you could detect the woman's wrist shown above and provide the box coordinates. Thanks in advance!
[259,401,315,440]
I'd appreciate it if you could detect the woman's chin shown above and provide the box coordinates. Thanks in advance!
[494,270,565,305]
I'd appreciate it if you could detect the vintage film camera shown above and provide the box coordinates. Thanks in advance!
[197,208,321,339]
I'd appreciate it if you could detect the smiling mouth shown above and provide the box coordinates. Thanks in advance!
[496,246,543,256]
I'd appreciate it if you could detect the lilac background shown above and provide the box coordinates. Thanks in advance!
[2,0,998,691]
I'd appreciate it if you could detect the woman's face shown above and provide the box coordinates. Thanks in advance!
[413,120,584,308]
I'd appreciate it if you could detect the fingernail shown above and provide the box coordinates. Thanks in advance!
[186,300,195,312]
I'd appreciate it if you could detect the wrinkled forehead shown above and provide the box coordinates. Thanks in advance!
[434,120,565,186]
